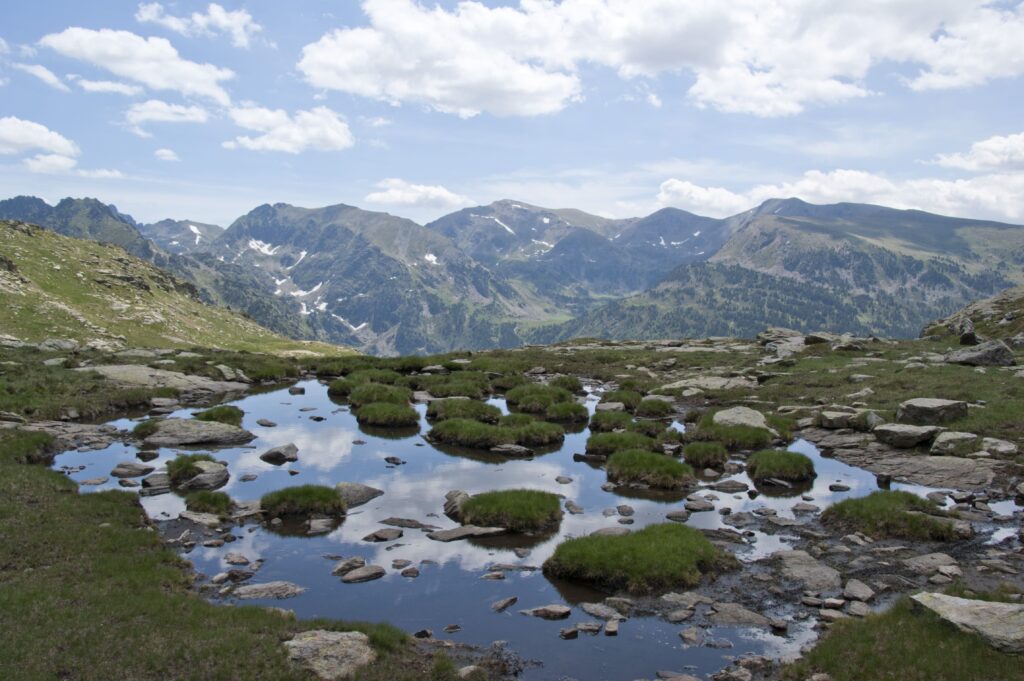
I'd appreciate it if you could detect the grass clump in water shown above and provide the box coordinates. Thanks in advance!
[549,375,583,393]
[426,399,501,423]
[349,383,412,408]
[428,417,564,449]
[600,390,643,411]
[347,368,403,385]
[544,402,588,423]
[607,450,694,489]
[354,403,419,428]
[589,411,633,432]
[585,431,657,456]
[132,418,161,439]
[635,398,674,418]
[185,491,232,516]
[260,485,346,518]
[695,411,773,449]
[543,523,738,594]
[745,449,815,482]
[460,489,563,532]
[505,384,572,413]
[166,453,216,486]
[327,378,353,397]
[822,490,956,541]
[193,405,243,427]
[683,442,729,469]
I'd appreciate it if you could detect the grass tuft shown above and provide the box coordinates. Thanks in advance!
[607,449,694,489]
[166,453,216,486]
[695,411,773,449]
[260,485,346,518]
[185,491,232,516]
[635,398,674,418]
[601,390,643,411]
[505,384,573,413]
[428,417,564,449]
[549,375,583,393]
[354,402,419,428]
[327,378,353,397]
[349,383,412,408]
[589,411,633,432]
[193,405,243,427]
[683,441,729,469]
[426,399,501,424]
[585,431,657,456]
[822,490,956,541]
[460,489,563,532]
[745,449,816,482]
[544,401,589,423]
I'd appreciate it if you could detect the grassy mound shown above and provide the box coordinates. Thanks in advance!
[683,442,729,469]
[193,405,244,427]
[490,373,528,392]
[326,378,353,397]
[585,431,657,456]
[635,398,674,418]
[822,491,956,541]
[460,489,563,532]
[694,412,773,449]
[589,411,633,432]
[428,417,564,449]
[745,449,816,481]
[185,491,232,516]
[354,402,419,428]
[260,485,346,518]
[600,390,642,411]
[505,384,573,413]
[349,383,412,408]
[403,371,491,399]
[544,402,589,423]
[426,399,501,423]
[549,375,583,393]
[132,419,161,439]
[166,454,216,486]
[782,597,1024,681]
[347,368,403,385]
[543,523,738,594]
[606,450,694,489]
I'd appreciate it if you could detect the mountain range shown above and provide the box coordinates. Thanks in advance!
[2,194,1022,355]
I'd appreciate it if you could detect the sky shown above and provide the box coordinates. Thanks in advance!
[1,0,1024,227]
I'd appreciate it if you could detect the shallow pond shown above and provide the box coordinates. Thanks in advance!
[54,379,989,680]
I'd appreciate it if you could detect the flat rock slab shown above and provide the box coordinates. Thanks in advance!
[110,461,154,478]
[77,365,248,393]
[362,528,403,543]
[428,525,506,542]
[774,550,841,591]
[379,517,439,531]
[873,424,939,448]
[521,604,571,619]
[896,398,968,425]
[903,552,956,574]
[836,452,998,490]
[335,482,384,508]
[143,418,255,447]
[178,510,222,527]
[284,630,377,680]
[341,565,386,583]
[709,602,770,627]
[234,581,306,599]
[661,376,758,392]
[912,592,1024,653]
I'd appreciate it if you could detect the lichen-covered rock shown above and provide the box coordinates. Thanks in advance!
[284,630,376,680]
[896,398,968,425]
[911,593,1024,653]
[143,418,255,447]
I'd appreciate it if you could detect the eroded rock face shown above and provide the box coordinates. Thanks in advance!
[896,398,968,425]
[143,418,255,447]
[284,630,376,680]
[911,593,1024,653]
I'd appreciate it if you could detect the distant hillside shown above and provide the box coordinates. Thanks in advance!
[923,285,1024,342]
[140,218,223,255]
[0,220,347,354]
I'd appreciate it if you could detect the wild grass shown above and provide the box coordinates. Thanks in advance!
[166,453,216,486]
[505,384,573,412]
[544,401,589,422]
[549,375,583,393]
[683,442,729,469]
[354,402,420,428]
[260,485,346,518]
[694,411,773,449]
[635,398,674,418]
[347,368,403,384]
[426,398,501,423]
[822,490,956,541]
[349,383,412,408]
[600,390,643,411]
[606,450,694,489]
[0,429,55,464]
[428,417,564,449]
[132,419,161,439]
[543,523,738,594]
[589,411,633,432]
[490,373,528,392]
[585,431,657,456]
[782,597,1024,681]
[192,405,243,427]
[460,489,563,532]
[402,371,491,399]
[184,490,232,516]
[745,449,816,481]
[326,378,353,397]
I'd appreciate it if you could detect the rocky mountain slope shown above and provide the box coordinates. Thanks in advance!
[139,219,223,255]
[0,220,342,354]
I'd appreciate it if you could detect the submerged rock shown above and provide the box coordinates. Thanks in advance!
[521,604,571,619]
[340,565,386,583]
[428,525,506,542]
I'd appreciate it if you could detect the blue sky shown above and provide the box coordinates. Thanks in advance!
[1,1,1023,226]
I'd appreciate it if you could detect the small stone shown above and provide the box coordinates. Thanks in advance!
[521,604,571,619]
[492,596,518,612]
[341,565,386,583]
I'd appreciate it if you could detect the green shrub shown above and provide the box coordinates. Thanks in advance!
[545,402,589,423]
[260,485,346,518]
[505,384,573,412]
[635,398,674,418]
[745,449,816,481]
[460,489,563,532]
[326,378,353,397]
[607,450,694,489]
[601,390,642,411]
[585,431,656,456]
[426,399,501,423]
[193,405,243,427]
[185,491,232,516]
[822,491,956,541]
[589,411,632,432]
[549,375,583,394]
[166,454,216,486]
[348,383,412,408]
[543,523,738,594]
[354,403,419,427]
[683,442,729,469]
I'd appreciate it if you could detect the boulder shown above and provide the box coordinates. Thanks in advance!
[945,340,1015,367]
[284,630,376,680]
[818,411,854,429]
[443,490,470,521]
[340,565,386,583]
[982,437,1019,457]
[331,557,366,576]
[712,406,768,431]
[843,579,875,602]
[521,604,571,619]
[178,460,229,491]
[110,461,154,478]
[143,418,255,447]
[774,550,841,591]
[896,398,969,425]
[911,593,1024,653]
[929,431,978,456]
[428,525,506,542]
[260,443,298,465]
[234,581,306,599]
[873,424,939,448]
[335,483,384,508]
[595,402,626,412]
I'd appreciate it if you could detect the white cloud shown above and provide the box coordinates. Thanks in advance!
[126,99,209,136]
[223,105,353,153]
[24,153,78,174]
[77,168,125,179]
[154,147,179,161]
[40,27,233,105]
[935,132,1024,171]
[365,178,472,208]
[11,63,69,92]
[73,78,144,96]
[0,37,9,54]
[0,116,79,157]
[298,1,1024,118]
[657,179,751,217]
[646,92,662,108]
[136,2,263,49]
[363,116,391,128]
